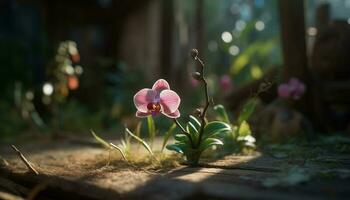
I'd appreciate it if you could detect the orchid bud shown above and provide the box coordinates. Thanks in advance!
[190,49,199,59]
[192,72,202,80]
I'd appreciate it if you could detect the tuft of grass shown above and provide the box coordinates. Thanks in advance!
[125,127,154,156]
[90,130,127,161]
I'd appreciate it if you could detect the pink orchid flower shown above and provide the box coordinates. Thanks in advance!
[278,77,306,100]
[133,79,181,118]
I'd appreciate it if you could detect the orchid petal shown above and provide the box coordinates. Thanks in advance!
[162,109,180,118]
[159,89,181,114]
[152,79,170,92]
[133,89,157,112]
[136,111,150,118]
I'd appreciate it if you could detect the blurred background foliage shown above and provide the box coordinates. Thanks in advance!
[0,0,349,139]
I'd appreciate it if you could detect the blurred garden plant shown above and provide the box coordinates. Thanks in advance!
[213,102,256,153]
[48,41,83,104]
[213,79,273,152]
[12,41,84,132]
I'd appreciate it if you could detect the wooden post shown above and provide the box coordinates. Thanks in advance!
[278,0,325,131]
[315,3,330,31]
[160,0,174,80]
[279,0,308,80]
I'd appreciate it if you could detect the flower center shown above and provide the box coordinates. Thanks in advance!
[147,102,161,116]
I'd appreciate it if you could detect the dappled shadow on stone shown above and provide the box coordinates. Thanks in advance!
[2,136,350,200]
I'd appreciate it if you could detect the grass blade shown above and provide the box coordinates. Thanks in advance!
[109,143,128,161]
[135,121,142,138]
[147,116,156,146]
[90,129,111,149]
[161,123,177,152]
[125,127,154,156]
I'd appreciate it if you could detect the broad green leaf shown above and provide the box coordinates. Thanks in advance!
[199,138,223,151]
[213,104,230,124]
[238,121,252,137]
[166,144,184,154]
[189,115,201,130]
[187,122,199,143]
[147,116,156,144]
[125,127,154,156]
[109,142,128,161]
[203,121,231,138]
[187,122,198,134]
[204,130,228,139]
[90,130,112,149]
[161,123,177,151]
[174,134,189,143]
[238,98,257,124]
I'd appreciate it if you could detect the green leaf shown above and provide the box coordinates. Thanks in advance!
[189,115,201,130]
[147,116,156,144]
[135,121,142,138]
[230,38,278,77]
[166,144,185,154]
[109,142,128,161]
[238,98,257,124]
[238,121,251,137]
[199,138,223,152]
[231,54,249,75]
[90,130,112,149]
[187,122,199,143]
[174,134,189,143]
[120,139,130,154]
[187,122,198,134]
[203,121,231,138]
[161,123,177,151]
[121,130,131,154]
[213,104,230,124]
[125,127,154,156]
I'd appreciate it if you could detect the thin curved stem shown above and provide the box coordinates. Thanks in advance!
[194,56,210,148]
[173,118,195,148]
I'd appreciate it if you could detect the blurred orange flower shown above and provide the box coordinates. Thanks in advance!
[68,75,79,90]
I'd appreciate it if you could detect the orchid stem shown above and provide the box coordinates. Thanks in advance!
[173,118,194,148]
[193,54,210,148]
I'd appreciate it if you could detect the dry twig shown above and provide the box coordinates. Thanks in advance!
[0,155,9,166]
[10,145,39,175]
[0,191,24,200]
